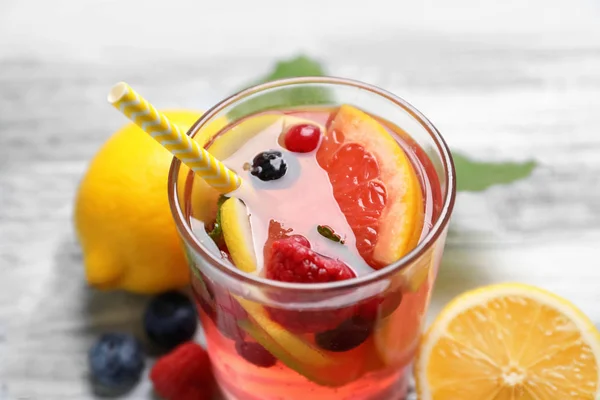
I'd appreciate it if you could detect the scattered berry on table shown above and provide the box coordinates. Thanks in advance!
[88,333,145,394]
[235,341,277,368]
[250,150,287,181]
[150,342,214,400]
[284,123,321,153]
[144,291,198,350]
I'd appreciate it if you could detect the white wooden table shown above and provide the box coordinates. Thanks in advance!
[1,1,600,398]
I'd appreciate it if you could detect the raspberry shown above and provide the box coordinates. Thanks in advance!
[266,237,355,283]
[266,237,356,332]
[150,342,214,400]
[288,234,310,247]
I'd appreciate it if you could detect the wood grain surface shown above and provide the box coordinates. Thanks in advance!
[1,0,600,399]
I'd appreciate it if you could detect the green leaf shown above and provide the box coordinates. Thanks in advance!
[228,55,334,119]
[207,195,229,241]
[253,55,328,82]
[317,225,345,244]
[228,54,537,192]
[453,152,536,192]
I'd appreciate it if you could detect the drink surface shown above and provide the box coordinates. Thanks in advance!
[188,106,441,276]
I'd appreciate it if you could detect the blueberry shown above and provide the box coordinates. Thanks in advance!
[144,291,198,349]
[235,341,277,368]
[250,150,287,181]
[88,333,145,393]
[315,317,373,352]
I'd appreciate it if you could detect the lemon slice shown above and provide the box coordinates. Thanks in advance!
[415,283,600,399]
[220,197,257,273]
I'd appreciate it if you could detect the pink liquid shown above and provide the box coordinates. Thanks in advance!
[185,107,443,400]
[222,111,372,276]
[193,276,432,399]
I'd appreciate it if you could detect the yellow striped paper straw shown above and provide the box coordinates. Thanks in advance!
[107,82,241,193]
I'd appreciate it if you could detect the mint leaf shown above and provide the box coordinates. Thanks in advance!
[254,55,328,82]
[228,55,334,119]
[229,55,537,192]
[453,152,536,192]
[207,195,229,241]
[317,225,345,244]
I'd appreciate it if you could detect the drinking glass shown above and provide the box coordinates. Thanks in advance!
[168,77,456,400]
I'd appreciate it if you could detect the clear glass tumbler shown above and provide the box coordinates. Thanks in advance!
[168,77,456,400]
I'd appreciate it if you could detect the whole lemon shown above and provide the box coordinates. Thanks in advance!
[75,110,226,294]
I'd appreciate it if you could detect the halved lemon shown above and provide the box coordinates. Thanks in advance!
[415,283,600,399]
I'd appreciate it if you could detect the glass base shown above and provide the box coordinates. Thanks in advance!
[218,372,408,400]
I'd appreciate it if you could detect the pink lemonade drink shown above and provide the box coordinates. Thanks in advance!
[168,78,455,400]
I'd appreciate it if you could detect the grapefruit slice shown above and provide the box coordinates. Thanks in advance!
[415,283,600,399]
[316,105,424,268]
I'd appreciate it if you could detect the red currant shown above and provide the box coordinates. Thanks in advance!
[284,124,321,153]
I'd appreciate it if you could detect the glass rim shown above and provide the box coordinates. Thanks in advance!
[168,76,456,292]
